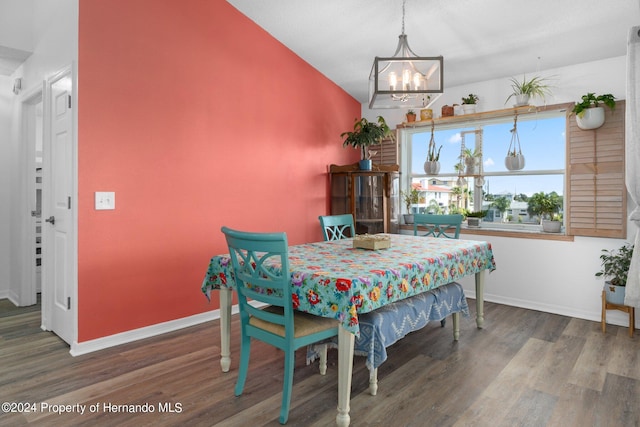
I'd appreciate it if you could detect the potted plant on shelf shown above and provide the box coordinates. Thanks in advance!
[341,116,394,171]
[406,109,417,122]
[596,243,634,305]
[505,75,552,107]
[461,94,479,114]
[420,101,433,120]
[572,93,616,130]
[401,188,420,224]
[465,210,488,227]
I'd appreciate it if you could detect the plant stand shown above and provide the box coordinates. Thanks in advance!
[601,290,635,338]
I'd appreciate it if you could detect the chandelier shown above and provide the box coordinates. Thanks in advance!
[368,0,444,109]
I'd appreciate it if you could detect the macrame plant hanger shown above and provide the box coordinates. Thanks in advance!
[423,121,441,175]
[505,112,525,171]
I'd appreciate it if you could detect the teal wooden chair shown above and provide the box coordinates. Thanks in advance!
[221,226,339,424]
[413,213,463,327]
[413,214,463,239]
[318,214,355,241]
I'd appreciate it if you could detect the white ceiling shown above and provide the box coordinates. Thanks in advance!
[2,0,639,96]
[227,0,640,104]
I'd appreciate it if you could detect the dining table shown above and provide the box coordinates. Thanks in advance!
[201,233,496,427]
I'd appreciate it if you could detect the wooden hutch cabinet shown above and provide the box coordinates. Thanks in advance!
[328,163,400,235]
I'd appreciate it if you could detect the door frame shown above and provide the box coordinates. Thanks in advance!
[40,63,78,345]
[18,84,44,307]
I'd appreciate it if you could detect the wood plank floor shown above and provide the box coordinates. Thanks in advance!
[1,297,639,427]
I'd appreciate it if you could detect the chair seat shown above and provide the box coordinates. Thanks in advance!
[251,305,338,338]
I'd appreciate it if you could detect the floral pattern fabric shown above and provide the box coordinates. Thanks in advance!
[202,234,496,336]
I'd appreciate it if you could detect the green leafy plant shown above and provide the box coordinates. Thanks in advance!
[490,196,511,219]
[341,116,394,160]
[595,243,634,286]
[527,191,562,221]
[505,75,552,104]
[427,142,442,162]
[572,93,616,117]
[401,188,420,213]
[407,109,415,115]
[460,147,481,159]
[465,210,488,218]
[461,94,479,105]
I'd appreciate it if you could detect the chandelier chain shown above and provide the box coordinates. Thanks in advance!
[401,0,406,35]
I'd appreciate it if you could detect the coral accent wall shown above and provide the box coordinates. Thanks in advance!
[77,0,360,341]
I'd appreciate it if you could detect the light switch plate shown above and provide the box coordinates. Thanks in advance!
[95,192,115,210]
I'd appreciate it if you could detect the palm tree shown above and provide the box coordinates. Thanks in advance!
[427,199,442,214]
[451,186,463,209]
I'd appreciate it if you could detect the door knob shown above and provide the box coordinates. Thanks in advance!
[45,216,55,225]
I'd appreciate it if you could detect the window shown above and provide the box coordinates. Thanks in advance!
[373,101,626,238]
[399,106,568,232]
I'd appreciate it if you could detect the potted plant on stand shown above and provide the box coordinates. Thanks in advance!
[596,243,634,305]
[461,94,479,114]
[505,75,552,107]
[406,110,417,122]
[341,116,394,171]
[401,188,420,224]
[572,93,616,130]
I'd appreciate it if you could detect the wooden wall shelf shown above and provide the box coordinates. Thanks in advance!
[397,103,573,129]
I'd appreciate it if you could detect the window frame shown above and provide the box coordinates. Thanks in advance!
[398,103,571,236]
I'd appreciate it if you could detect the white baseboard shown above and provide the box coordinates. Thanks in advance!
[70,305,239,356]
[0,290,20,306]
[466,290,635,329]
[69,300,268,356]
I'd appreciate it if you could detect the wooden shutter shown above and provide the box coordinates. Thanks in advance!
[566,100,626,238]
[367,133,398,166]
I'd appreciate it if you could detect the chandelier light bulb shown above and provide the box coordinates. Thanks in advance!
[389,72,397,90]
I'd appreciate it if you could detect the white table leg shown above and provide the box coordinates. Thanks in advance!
[336,326,354,427]
[219,288,232,372]
[368,368,378,396]
[452,312,460,340]
[475,270,485,329]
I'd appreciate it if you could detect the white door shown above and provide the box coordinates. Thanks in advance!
[42,67,75,345]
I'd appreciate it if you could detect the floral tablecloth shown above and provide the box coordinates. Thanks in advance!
[201,234,495,336]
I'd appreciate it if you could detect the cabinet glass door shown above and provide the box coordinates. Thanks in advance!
[330,174,349,215]
[354,174,384,234]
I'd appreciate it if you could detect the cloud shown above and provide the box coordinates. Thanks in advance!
[484,158,495,167]
[449,133,462,144]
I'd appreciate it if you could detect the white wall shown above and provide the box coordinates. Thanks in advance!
[0,76,12,300]
[370,55,638,328]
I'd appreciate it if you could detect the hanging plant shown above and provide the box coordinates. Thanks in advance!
[505,114,525,171]
[423,121,442,175]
